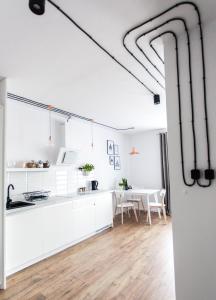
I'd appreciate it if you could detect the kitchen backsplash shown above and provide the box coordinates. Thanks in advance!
[6,166,95,200]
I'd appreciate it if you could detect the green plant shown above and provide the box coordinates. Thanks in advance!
[80,163,95,172]
[119,178,128,190]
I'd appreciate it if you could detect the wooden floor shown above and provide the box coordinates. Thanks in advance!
[0,213,175,300]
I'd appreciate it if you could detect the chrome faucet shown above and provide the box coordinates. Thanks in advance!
[7,184,14,209]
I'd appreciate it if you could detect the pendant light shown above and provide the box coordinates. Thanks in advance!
[90,119,94,149]
[130,147,139,155]
[48,105,54,146]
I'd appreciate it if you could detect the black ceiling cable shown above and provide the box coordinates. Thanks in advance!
[151,30,195,186]
[135,18,189,82]
[135,18,197,181]
[121,36,165,89]
[123,1,213,187]
[45,0,155,97]
[7,93,134,131]
[149,41,165,65]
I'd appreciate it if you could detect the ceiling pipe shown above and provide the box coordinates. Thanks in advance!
[135,18,189,85]
[7,93,134,132]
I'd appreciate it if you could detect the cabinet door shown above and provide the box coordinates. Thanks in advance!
[43,202,74,253]
[6,209,44,273]
[72,197,95,241]
[95,193,113,231]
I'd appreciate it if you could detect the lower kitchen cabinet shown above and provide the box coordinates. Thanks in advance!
[43,202,75,253]
[72,197,95,241]
[95,193,113,231]
[6,209,44,273]
[6,192,113,275]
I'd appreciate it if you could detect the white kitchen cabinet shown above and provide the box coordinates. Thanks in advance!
[72,197,95,241]
[95,193,113,231]
[6,192,113,275]
[43,202,74,253]
[6,209,44,273]
[72,208,95,241]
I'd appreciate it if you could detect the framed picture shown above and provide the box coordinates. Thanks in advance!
[114,156,121,170]
[114,144,119,155]
[107,140,114,155]
[109,156,114,165]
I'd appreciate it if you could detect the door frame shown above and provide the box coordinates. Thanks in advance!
[0,78,7,289]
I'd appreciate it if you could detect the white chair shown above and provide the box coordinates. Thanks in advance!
[146,189,167,225]
[126,193,145,216]
[113,191,138,224]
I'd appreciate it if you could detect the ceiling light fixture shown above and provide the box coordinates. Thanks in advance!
[29,0,46,15]
[48,104,54,146]
[130,147,139,155]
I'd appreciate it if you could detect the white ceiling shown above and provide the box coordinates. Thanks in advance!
[0,0,216,131]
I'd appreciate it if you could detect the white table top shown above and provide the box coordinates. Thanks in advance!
[116,189,160,195]
[122,189,160,195]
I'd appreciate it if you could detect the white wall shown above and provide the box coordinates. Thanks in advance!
[165,19,216,300]
[128,130,163,189]
[6,99,129,197]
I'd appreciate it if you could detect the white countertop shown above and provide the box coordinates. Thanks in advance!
[6,190,112,215]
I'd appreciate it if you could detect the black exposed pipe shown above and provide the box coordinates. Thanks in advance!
[149,41,165,65]
[135,17,197,174]
[150,30,195,186]
[46,0,155,96]
[136,18,189,85]
[7,93,134,131]
[123,1,212,187]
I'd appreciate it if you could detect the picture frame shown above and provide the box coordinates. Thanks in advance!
[114,144,119,155]
[109,156,114,165]
[107,140,114,155]
[114,156,121,170]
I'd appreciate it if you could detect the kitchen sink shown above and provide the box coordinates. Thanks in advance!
[7,201,35,210]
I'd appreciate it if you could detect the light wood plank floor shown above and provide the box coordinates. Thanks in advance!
[0,213,175,300]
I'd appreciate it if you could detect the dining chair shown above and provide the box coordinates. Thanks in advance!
[146,189,167,225]
[113,191,138,225]
[126,193,145,216]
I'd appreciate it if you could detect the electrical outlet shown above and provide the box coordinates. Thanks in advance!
[191,169,201,180]
[205,169,215,180]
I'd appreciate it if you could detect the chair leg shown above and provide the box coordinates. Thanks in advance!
[121,206,124,224]
[128,207,131,218]
[114,205,118,216]
[132,206,138,222]
[162,206,167,224]
[141,199,145,213]
[158,208,161,219]
[147,206,152,225]
[138,201,140,216]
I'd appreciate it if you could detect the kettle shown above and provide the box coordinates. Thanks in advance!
[91,180,98,190]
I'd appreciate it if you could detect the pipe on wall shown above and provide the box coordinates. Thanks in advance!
[123,1,213,186]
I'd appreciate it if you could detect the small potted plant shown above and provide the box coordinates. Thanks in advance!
[119,178,129,190]
[79,163,95,176]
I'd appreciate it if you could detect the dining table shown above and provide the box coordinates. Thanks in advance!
[123,189,160,224]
